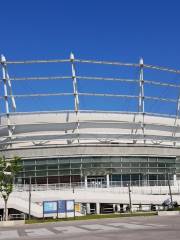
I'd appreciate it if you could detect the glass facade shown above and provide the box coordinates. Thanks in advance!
[15,156,177,185]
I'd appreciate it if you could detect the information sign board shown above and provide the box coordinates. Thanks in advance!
[43,201,58,214]
[66,200,75,212]
[58,200,66,213]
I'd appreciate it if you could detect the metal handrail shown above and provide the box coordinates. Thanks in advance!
[13,180,180,193]
[8,213,25,221]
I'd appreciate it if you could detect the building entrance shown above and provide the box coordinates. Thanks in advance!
[87,176,106,187]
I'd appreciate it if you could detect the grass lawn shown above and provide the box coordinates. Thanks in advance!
[26,212,157,224]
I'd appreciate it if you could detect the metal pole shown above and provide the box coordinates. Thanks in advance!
[6,72,16,112]
[43,202,44,220]
[139,58,145,143]
[70,52,80,143]
[139,57,144,113]
[73,200,75,220]
[172,89,180,145]
[127,183,132,213]
[70,52,79,113]
[1,55,12,137]
[28,176,32,220]
[167,173,173,207]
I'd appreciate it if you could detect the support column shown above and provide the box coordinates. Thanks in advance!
[70,52,80,143]
[70,52,79,112]
[85,176,88,188]
[139,57,144,113]
[106,174,110,188]
[86,203,90,214]
[96,203,100,214]
[172,89,180,145]
[1,55,12,137]
[139,58,145,143]
[117,204,121,213]
[1,54,16,111]
[113,204,116,213]
[174,174,177,186]
[128,184,132,213]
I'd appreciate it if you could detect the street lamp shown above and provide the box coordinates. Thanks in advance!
[167,173,173,207]
[28,176,32,220]
[1,163,12,221]
[127,183,132,213]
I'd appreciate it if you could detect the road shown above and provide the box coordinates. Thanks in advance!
[0,215,179,240]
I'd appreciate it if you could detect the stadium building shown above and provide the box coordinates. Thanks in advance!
[1,53,180,187]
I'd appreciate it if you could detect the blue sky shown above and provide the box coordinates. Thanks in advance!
[0,0,180,114]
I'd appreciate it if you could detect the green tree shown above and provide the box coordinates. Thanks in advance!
[0,156,22,221]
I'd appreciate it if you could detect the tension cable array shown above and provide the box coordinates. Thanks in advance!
[1,53,180,142]
[2,57,180,75]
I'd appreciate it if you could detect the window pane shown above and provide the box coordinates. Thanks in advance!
[48,170,58,176]
[36,165,47,170]
[71,169,80,174]
[24,166,35,171]
[131,163,139,167]
[149,163,157,168]
[112,162,121,167]
[59,164,70,169]
[59,159,70,164]
[36,171,47,176]
[36,159,47,165]
[24,160,35,165]
[48,164,58,170]
[71,163,81,168]
[47,159,58,164]
[70,158,81,163]
[111,157,121,163]
[59,170,70,175]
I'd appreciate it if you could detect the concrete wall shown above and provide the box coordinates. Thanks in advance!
[0,187,180,218]
[2,144,179,160]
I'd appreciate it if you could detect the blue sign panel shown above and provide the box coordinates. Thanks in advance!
[43,201,57,214]
[66,200,75,212]
[58,200,66,213]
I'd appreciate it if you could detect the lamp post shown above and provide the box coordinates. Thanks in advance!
[167,173,173,207]
[2,164,12,221]
[127,183,132,213]
[28,176,32,220]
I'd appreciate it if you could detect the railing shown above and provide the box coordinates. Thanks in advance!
[110,180,175,187]
[13,179,180,194]
[8,213,25,221]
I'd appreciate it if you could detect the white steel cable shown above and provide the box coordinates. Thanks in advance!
[2,57,180,75]
[0,92,177,103]
[77,76,138,83]
[0,93,73,98]
[76,59,180,75]
[78,93,138,99]
[144,80,180,88]
[145,95,177,103]
[74,59,139,67]
[144,63,180,74]
[80,93,177,103]
[5,59,69,64]
[3,76,180,89]
[9,76,71,81]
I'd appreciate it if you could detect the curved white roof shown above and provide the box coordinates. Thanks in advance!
[0,111,180,149]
